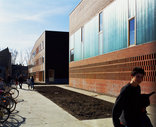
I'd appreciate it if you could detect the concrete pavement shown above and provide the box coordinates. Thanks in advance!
[2,84,155,127]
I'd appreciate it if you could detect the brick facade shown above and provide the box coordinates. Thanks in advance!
[69,41,156,104]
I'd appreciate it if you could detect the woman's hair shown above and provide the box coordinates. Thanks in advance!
[131,67,146,76]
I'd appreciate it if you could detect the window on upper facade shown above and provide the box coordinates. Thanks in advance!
[81,26,84,42]
[129,18,135,46]
[99,12,103,32]
[39,44,41,52]
[32,51,36,58]
[42,41,44,49]
[70,49,74,62]
[42,56,44,63]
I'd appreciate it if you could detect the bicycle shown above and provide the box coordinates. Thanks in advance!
[0,105,10,123]
[3,83,19,99]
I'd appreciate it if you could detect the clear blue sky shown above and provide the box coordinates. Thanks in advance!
[0,0,80,63]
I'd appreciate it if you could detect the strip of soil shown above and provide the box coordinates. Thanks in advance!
[35,86,114,120]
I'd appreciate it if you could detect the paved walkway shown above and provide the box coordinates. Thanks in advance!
[2,84,155,127]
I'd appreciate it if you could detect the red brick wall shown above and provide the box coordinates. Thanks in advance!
[69,41,156,104]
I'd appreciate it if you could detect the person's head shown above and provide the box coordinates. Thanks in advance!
[131,67,145,85]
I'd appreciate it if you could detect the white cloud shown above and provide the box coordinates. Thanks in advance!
[0,0,81,65]
[0,1,71,23]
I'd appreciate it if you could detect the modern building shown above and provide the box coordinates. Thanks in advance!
[28,31,69,84]
[0,48,12,80]
[69,0,156,103]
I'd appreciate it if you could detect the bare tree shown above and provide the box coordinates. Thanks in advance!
[24,48,31,66]
[10,48,18,65]
[18,51,25,66]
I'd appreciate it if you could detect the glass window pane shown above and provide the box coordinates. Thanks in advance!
[99,12,103,32]
[70,49,74,62]
[129,18,135,45]
[81,27,84,42]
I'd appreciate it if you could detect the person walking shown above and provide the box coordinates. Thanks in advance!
[18,74,23,89]
[6,74,12,87]
[30,76,34,90]
[27,77,31,89]
[15,76,18,88]
[0,77,5,91]
[112,67,153,127]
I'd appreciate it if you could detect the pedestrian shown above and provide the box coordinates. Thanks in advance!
[18,74,23,89]
[6,74,12,87]
[0,77,5,91]
[15,76,18,86]
[30,76,34,90]
[27,77,31,89]
[112,67,153,127]
[138,91,155,127]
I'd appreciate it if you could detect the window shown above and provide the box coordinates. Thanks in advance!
[129,18,135,46]
[32,51,36,58]
[36,47,39,54]
[39,44,41,52]
[99,12,103,32]
[42,41,44,49]
[99,12,103,54]
[81,27,84,42]
[70,49,74,62]
[42,56,44,63]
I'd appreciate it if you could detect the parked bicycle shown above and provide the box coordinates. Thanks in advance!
[0,105,10,123]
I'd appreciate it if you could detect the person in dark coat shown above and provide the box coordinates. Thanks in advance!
[138,92,155,127]
[112,67,153,127]
[6,74,12,87]
[18,74,24,89]
[30,76,34,90]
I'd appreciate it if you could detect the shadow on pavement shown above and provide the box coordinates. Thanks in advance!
[2,112,26,127]
[16,99,24,103]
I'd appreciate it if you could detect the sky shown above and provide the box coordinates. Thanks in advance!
[0,0,80,64]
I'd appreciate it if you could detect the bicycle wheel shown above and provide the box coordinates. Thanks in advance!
[0,105,10,123]
[9,88,19,99]
[8,98,16,112]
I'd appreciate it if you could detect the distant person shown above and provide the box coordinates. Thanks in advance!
[6,74,12,87]
[0,77,5,91]
[27,77,31,89]
[30,76,34,90]
[18,74,24,89]
[15,76,18,86]
[112,67,153,127]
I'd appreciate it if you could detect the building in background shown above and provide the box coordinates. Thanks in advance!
[12,64,28,81]
[0,48,11,80]
[28,31,69,84]
[69,0,156,103]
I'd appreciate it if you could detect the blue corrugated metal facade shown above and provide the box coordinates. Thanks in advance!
[69,0,156,62]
